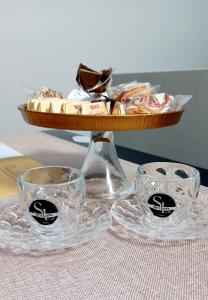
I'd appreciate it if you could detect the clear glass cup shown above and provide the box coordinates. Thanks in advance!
[17,166,86,235]
[136,162,200,229]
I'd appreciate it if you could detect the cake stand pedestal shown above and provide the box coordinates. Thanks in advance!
[18,104,183,201]
[81,131,133,200]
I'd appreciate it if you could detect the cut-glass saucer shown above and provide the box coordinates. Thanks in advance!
[0,197,111,252]
[111,188,208,240]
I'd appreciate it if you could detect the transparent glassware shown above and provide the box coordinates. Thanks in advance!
[136,162,200,228]
[112,162,202,240]
[81,131,133,201]
[0,165,112,252]
[17,166,86,235]
[0,196,112,252]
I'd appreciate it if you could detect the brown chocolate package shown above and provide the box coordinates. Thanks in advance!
[76,63,112,93]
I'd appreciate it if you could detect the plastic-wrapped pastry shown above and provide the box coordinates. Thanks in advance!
[108,82,151,103]
[138,93,174,112]
[126,105,153,115]
[125,93,174,114]
[37,87,63,99]
[25,78,192,115]
[125,93,192,114]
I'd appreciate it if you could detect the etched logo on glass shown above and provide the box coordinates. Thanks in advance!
[148,193,176,218]
[29,200,58,225]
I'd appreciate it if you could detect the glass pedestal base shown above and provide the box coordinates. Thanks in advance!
[81,132,134,201]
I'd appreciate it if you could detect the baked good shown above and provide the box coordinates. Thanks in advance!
[112,102,126,115]
[27,99,68,113]
[81,101,108,115]
[109,82,151,103]
[126,105,153,115]
[25,79,182,116]
[138,93,174,112]
[37,87,63,99]
[26,98,108,115]
[118,84,151,102]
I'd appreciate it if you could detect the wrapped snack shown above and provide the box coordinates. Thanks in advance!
[75,63,114,113]
[126,93,192,114]
[26,96,108,115]
[27,99,39,111]
[37,100,51,113]
[24,71,192,116]
[49,101,64,114]
[26,86,65,111]
[27,98,62,112]
[107,81,151,103]
[112,102,126,115]
[61,102,83,114]
[126,105,153,115]
[139,93,174,112]
[81,101,108,115]
[37,87,63,99]
[76,64,112,94]
[27,99,68,113]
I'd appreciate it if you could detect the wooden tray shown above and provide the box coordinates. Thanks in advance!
[18,104,184,131]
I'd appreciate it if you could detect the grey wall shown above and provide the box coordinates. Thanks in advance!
[114,70,208,168]
[0,0,208,134]
[0,1,208,168]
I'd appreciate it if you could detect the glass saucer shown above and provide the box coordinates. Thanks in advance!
[0,197,111,252]
[111,189,208,240]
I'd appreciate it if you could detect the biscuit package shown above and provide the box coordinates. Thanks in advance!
[25,83,108,115]
[107,81,192,114]
[124,93,192,114]
[107,81,160,102]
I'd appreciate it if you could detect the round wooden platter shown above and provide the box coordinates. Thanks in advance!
[18,104,184,131]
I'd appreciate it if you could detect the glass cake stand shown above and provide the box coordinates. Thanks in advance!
[18,104,183,201]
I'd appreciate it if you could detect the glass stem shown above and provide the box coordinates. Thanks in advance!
[81,131,133,200]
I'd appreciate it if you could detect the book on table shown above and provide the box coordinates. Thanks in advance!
[0,143,40,198]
